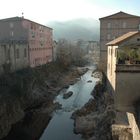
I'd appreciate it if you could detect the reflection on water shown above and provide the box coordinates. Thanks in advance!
[40,66,99,140]
[40,112,81,140]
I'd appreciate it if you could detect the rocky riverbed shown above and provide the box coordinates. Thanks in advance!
[0,63,88,140]
[71,71,116,140]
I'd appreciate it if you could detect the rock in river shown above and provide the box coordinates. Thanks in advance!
[87,80,92,83]
[63,91,73,99]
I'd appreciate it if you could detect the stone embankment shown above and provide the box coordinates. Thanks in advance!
[72,70,140,140]
[0,63,87,140]
[72,71,116,140]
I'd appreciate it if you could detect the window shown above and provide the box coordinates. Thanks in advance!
[10,22,14,28]
[107,34,111,40]
[31,23,33,30]
[31,31,35,38]
[107,22,111,28]
[16,49,19,59]
[24,48,27,58]
[122,22,126,28]
[10,31,14,37]
[31,23,36,30]
[40,40,44,47]
[40,42,43,47]
[39,26,44,32]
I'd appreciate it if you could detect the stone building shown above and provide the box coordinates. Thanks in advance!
[0,17,53,69]
[87,41,100,64]
[0,42,28,74]
[100,11,140,71]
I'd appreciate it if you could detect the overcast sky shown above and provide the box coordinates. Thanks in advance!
[1,0,140,24]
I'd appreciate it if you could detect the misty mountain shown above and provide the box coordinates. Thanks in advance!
[47,18,100,41]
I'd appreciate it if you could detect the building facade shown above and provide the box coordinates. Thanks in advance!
[100,11,140,71]
[0,17,53,70]
[87,41,100,64]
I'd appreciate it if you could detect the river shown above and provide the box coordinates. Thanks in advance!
[40,66,99,140]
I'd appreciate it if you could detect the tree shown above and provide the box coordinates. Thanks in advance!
[56,39,87,67]
[56,39,72,67]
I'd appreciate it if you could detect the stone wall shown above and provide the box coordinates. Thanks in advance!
[0,43,29,75]
[112,112,140,140]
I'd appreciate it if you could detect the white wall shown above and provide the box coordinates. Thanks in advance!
[107,45,118,93]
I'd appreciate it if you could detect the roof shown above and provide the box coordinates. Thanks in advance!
[0,17,52,30]
[99,11,140,20]
[106,31,140,46]
[0,17,21,22]
[24,18,53,30]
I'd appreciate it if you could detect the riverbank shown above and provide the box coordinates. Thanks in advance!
[72,71,116,140]
[0,62,88,140]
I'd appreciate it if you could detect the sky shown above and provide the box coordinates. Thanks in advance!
[1,0,140,25]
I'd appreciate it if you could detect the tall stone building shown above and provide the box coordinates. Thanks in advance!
[99,11,140,71]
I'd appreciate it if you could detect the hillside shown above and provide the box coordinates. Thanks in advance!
[47,18,100,41]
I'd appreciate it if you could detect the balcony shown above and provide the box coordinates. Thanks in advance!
[116,64,140,72]
[116,46,140,72]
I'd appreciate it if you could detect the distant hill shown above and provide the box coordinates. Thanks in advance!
[47,18,100,41]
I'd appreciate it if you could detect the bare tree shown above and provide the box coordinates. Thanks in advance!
[56,39,87,67]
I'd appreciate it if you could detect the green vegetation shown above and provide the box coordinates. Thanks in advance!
[117,47,140,64]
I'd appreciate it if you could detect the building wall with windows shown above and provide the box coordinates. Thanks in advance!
[22,19,53,67]
[0,43,29,74]
[99,11,140,71]
[0,17,28,42]
[87,41,100,64]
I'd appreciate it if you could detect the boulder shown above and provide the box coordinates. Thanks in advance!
[87,80,92,83]
[63,91,73,99]
[74,114,97,135]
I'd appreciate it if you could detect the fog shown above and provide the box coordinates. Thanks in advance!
[47,18,99,41]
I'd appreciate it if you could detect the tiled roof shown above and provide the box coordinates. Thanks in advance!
[0,17,21,22]
[106,31,139,46]
[99,11,140,20]
[0,17,52,30]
